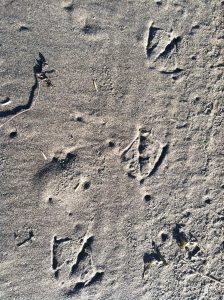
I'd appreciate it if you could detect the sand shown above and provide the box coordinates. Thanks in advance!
[0,0,223,299]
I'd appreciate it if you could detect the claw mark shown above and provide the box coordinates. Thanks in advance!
[54,236,72,245]
[85,271,104,285]
[159,67,183,74]
[65,282,85,296]
[14,229,34,246]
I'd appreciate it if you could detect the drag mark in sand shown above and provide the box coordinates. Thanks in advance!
[0,52,54,129]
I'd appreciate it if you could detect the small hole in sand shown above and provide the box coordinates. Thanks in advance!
[76,116,83,122]
[9,131,17,138]
[205,199,211,204]
[161,233,168,242]
[83,181,91,190]
[108,141,115,148]
[144,195,151,203]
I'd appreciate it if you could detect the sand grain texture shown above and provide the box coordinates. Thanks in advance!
[0,0,223,299]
